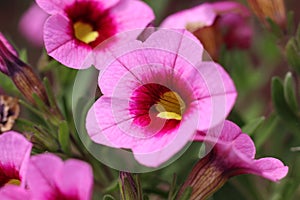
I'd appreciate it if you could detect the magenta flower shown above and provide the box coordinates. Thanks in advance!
[181,120,288,199]
[0,131,32,188]
[27,153,93,200]
[161,1,253,60]
[86,30,237,167]
[36,0,155,69]
[195,120,288,180]
[19,3,48,47]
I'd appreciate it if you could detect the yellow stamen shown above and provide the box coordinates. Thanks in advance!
[6,179,21,186]
[73,21,99,44]
[156,91,185,120]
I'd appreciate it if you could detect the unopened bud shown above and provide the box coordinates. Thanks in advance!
[247,0,286,29]
[119,172,142,200]
[0,34,49,105]
[177,152,228,200]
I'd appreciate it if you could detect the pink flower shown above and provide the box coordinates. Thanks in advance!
[180,120,288,199]
[86,29,237,167]
[27,153,93,200]
[19,3,48,47]
[0,131,32,188]
[161,1,253,60]
[195,120,288,180]
[36,0,155,69]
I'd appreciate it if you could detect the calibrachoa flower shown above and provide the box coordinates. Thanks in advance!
[179,120,289,199]
[19,3,48,47]
[0,131,32,188]
[27,153,93,200]
[36,0,155,69]
[86,29,237,167]
[161,1,253,60]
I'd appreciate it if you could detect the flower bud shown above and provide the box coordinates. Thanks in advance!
[119,172,142,200]
[0,34,49,105]
[247,0,286,29]
[177,152,228,200]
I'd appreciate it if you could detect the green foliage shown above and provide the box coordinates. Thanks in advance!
[286,24,300,74]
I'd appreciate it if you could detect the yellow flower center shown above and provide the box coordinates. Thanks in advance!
[6,179,21,186]
[73,21,99,44]
[156,91,185,120]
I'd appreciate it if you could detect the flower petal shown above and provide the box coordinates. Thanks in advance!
[19,3,48,47]
[0,131,32,187]
[36,0,75,15]
[0,185,31,200]
[55,159,93,200]
[27,154,64,199]
[87,97,200,167]
[110,0,154,33]
[161,3,217,31]
[212,1,250,17]
[252,158,289,182]
[44,14,91,69]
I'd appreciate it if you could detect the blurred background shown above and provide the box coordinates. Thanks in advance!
[1,0,300,64]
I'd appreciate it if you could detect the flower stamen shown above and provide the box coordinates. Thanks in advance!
[156,91,185,120]
[73,21,99,44]
[5,179,21,186]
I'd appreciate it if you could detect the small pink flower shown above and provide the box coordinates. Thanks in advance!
[86,30,237,167]
[161,1,253,60]
[180,120,288,199]
[27,153,93,200]
[0,131,32,188]
[195,120,288,180]
[36,0,155,69]
[19,3,48,47]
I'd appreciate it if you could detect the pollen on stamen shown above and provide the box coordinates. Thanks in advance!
[73,21,99,44]
[156,91,185,120]
[5,179,21,186]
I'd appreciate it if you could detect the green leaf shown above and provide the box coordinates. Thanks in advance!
[168,174,178,200]
[242,116,265,136]
[19,49,28,63]
[266,17,283,38]
[43,77,57,109]
[286,11,295,35]
[102,194,116,200]
[272,77,300,133]
[178,187,192,200]
[58,121,70,154]
[286,38,300,74]
[254,114,280,149]
[296,22,300,40]
[284,72,299,111]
